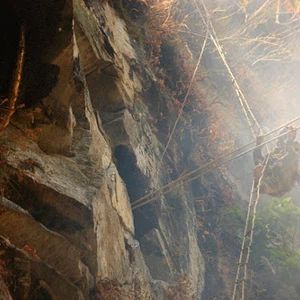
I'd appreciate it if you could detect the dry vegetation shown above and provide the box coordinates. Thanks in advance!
[166,276,196,300]
[96,277,131,300]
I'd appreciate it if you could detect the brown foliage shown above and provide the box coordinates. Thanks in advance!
[166,277,195,300]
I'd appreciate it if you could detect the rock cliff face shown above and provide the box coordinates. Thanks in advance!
[0,0,205,298]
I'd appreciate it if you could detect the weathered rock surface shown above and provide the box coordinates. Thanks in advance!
[0,0,205,298]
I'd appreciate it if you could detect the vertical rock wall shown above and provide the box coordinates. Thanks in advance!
[0,0,205,299]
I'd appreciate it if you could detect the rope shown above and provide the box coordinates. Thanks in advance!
[232,153,271,300]
[232,180,255,300]
[132,125,300,210]
[160,17,209,164]
[131,116,300,209]
[242,155,270,299]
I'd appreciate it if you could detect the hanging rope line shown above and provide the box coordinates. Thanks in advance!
[242,155,270,299]
[160,18,209,164]
[232,152,271,300]
[232,180,256,300]
[132,116,300,210]
[132,123,300,210]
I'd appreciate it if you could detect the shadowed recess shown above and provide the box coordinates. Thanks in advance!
[114,145,158,238]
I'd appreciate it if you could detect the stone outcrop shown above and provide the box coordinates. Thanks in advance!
[0,0,205,298]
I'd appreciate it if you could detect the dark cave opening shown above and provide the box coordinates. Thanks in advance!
[114,145,150,201]
[114,145,158,238]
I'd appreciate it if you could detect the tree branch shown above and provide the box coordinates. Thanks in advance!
[0,25,26,134]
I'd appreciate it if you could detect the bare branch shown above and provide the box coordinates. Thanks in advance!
[276,0,281,24]
[0,25,26,134]
[247,0,272,23]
